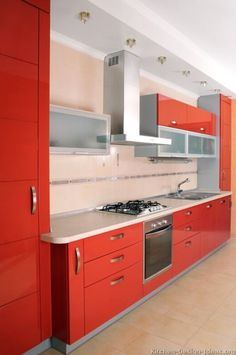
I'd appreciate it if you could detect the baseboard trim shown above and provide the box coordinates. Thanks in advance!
[23,339,51,355]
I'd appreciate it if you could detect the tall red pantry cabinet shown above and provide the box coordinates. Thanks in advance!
[0,1,51,354]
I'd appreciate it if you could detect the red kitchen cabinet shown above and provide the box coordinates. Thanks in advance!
[143,267,173,296]
[173,205,201,228]
[23,0,50,12]
[84,223,143,262]
[0,238,38,306]
[0,54,38,122]
[200,201,218,257]
[173,233,201,275]
[0,1,51,352]
[85,262,143,333]
[220,96,231,190]
[0,0,38,63]
[51,240,85,344]
[173,219,201,245]
[158,94,188,129]
[84,242,142,287]
[214,196,231,246]
[0,293,41,355]
[0,181,38,244]
[186,106,216,135]
[0,120,38,181]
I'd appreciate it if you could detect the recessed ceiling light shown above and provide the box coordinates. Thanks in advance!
[126,38,136,48]
[79,11,90,24]
[182,70,191,77]
[157,56,167,64]
[200,80,208,87]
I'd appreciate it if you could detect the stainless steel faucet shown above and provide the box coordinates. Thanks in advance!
[177,178,190,195]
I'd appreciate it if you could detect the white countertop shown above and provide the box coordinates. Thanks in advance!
[41,191,231,244]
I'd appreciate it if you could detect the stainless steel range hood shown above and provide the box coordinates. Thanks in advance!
[103,50,171,146]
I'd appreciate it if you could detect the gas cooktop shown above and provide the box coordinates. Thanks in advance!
[97,200,168,216]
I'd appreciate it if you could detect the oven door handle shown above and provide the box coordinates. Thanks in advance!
[146,224,172,239]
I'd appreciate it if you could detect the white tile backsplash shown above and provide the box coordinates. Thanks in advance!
[50,145,197,215]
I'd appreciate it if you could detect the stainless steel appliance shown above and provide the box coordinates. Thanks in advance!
[97,200,168,216]
[144,215,172,281]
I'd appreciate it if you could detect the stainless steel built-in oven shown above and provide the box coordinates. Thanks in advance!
[144,215,172,282]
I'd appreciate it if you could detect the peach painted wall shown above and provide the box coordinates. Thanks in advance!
[231,100,236,235]
[50,40,198,214]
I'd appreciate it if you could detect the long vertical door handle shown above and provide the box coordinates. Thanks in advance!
[31,186,37,215]
[75,247,81,274]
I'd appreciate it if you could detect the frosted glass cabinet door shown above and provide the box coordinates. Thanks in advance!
[158,127,186,156]
[50,106,110,155]
[188,135,202,155]
[202,137,216,156]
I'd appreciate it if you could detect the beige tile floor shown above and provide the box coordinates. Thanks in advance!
[43,237,236,355]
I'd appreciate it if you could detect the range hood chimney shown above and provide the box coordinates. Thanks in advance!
[103,50,171,146]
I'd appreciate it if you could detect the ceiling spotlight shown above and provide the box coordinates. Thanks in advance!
[182,70,191,77]
[157,56,167,64]
[126,38,136,48]
[200,80,208,87]
[214,89,221,93]
[79,11,90,24]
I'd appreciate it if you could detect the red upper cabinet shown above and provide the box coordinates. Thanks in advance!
[158,94,188,129]
[157,94,216,135]
[220,95,231,190]
[186,106,216,135]
[0,0,38,63]
[23,0,50,12]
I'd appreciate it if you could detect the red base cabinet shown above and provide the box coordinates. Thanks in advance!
[85,262,143,333]
[220,96,231,190]
[51,240,85,345]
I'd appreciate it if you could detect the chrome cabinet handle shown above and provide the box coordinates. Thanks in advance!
[171,120,177,125]
[110,255,124,263]
[185,226,192,231]
[220,200,226,204]
[31,186,37,215]
[110,233,124,241]
[206,204,212,209]
[200,127,205,131]
[75,247,81,274]
[185,211,192,216]
[110,276,124,286]
[185,241,192,247]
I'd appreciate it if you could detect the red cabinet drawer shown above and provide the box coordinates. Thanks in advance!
[0,119,38,181]
[0,293,40,355]
[173,219,201,245]
[0,0,38,63]
[85,262,143,333]
[0,181,38,244]
[84,242,142,287]
[173,233,201,275]
[143,267,173,296]
[173,206,200,227]
[84,223,143,262]
[0,238,38,306]
[0,55,38,122]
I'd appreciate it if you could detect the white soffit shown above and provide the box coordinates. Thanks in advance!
[88,0,236,96]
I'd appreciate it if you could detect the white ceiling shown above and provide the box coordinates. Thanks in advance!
[51,0,236,98]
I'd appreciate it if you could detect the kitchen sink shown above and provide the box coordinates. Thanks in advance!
[166,191,220,200]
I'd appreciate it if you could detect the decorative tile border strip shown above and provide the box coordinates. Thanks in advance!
[50,170,197,186]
